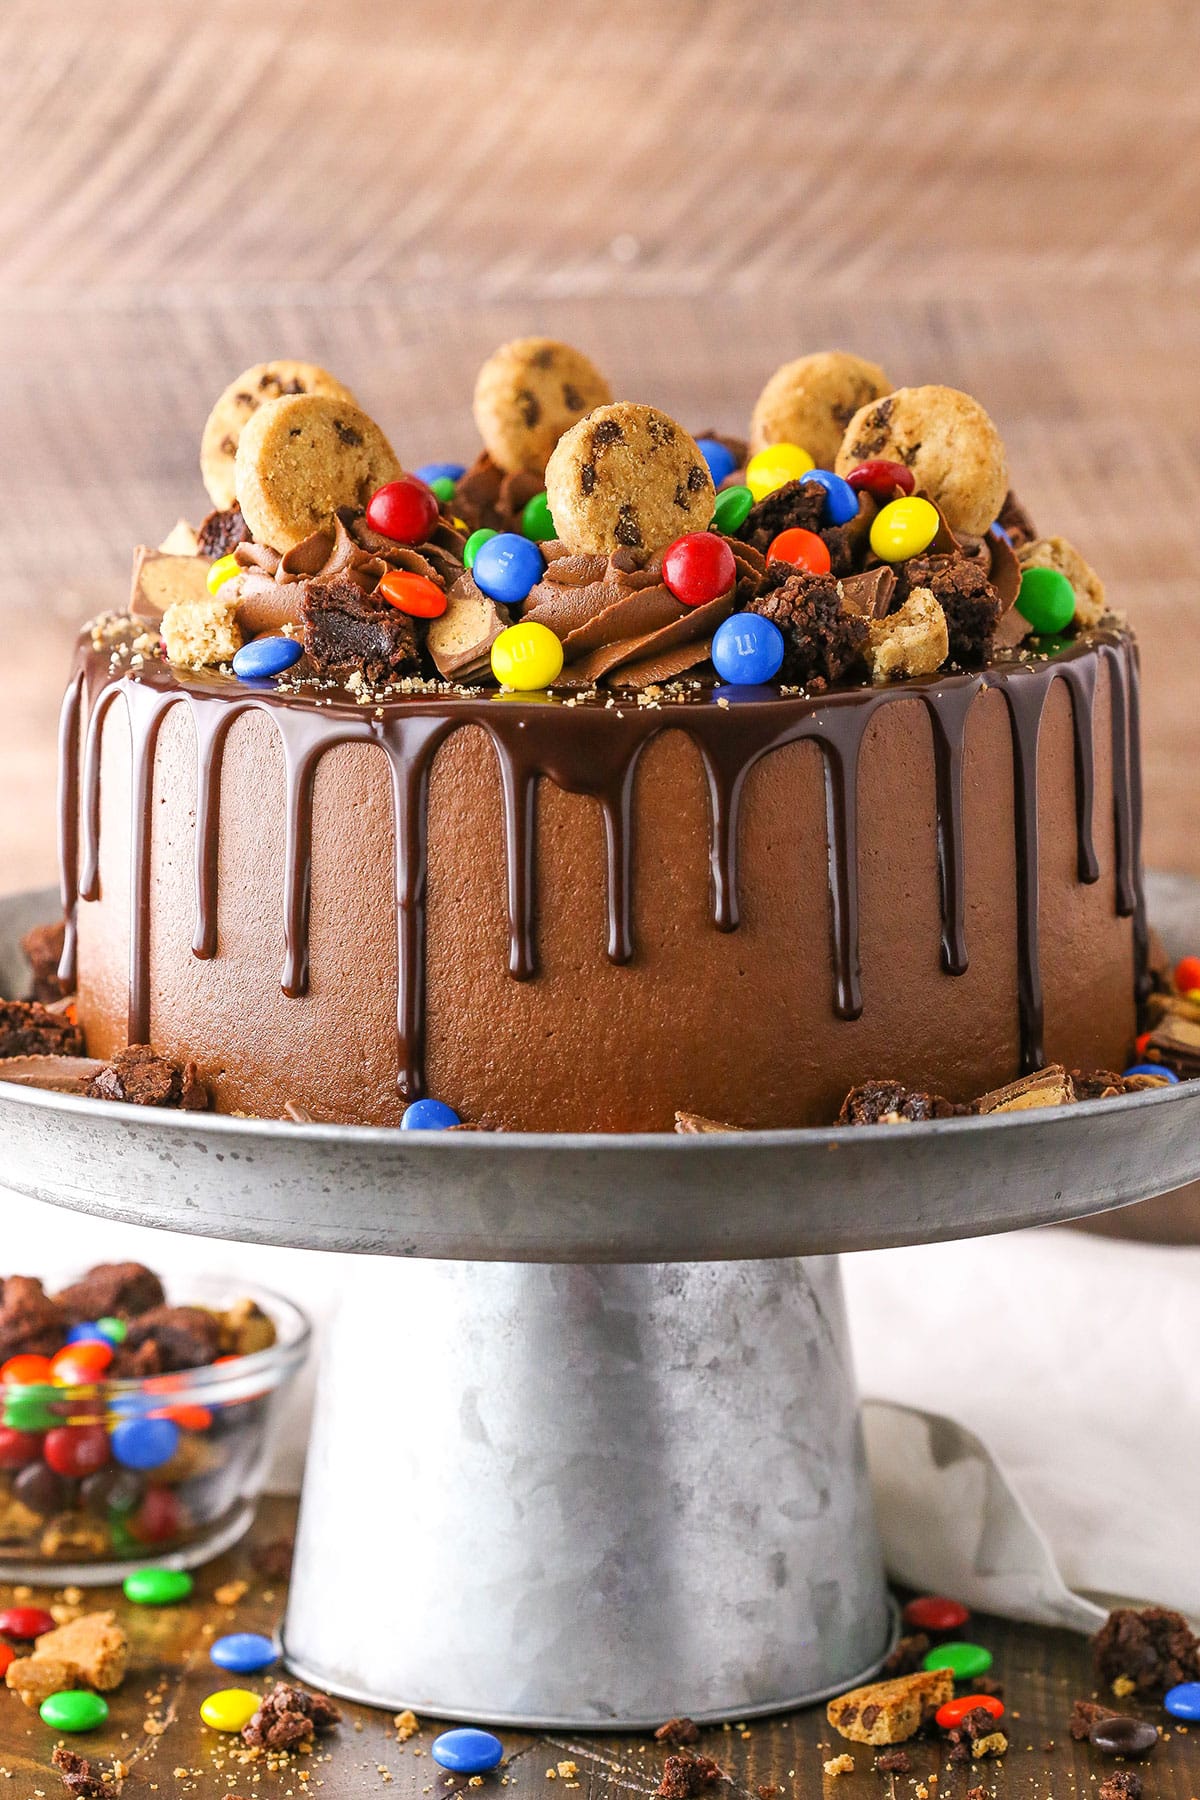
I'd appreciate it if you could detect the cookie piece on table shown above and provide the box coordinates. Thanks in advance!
[201,361,358,510]
[473,338,611,475]
[835,386,1008,537]
[546,405,715,557]
[750,351,892,469]
[827,1666,954,1744]
[235,395,402,553]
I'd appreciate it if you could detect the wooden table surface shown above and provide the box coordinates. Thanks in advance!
[0,1496,1194,1800]
[2,0,1199,891]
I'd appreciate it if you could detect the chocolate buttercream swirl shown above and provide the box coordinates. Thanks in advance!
[453,452,545,536]
[522,536,766,689]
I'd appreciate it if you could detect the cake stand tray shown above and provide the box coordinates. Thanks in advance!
[2,877,1197,1725]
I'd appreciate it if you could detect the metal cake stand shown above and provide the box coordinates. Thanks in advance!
[1,876,1198,1727]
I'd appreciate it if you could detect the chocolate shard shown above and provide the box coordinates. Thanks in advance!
[973,1064,1076,1113]
[839,567,895,620]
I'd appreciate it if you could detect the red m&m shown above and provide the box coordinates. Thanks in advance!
[0,1427,42,1469]
[43,1424,110,1479]
[902,1594,970,1632]
[846,459,916,500]
[378,570,448,618]
[366,478,440,546]
[766,528,831,575]
[662,533,736,608]
[1175,954,1200,995]
[0,1605,56,1640]
[935,1694,1004,1731]
[0,1644,13,1675]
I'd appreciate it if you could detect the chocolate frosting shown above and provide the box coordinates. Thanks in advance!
[453,452,544,536]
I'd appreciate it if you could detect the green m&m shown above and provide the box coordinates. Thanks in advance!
[123,1567,193,1606]
[3,1385,58,1432]
[428,476,457,504]
[521,491,557,543]
[40,1690,109,1732]
[923,1640,993,1680]
[1016,565,1076,635]
[711,484,754,536]
[464,528,497,572]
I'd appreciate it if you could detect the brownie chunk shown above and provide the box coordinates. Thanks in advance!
[1099,1776,1143,1800]
[0,1276,68,1361]
[881,1633,931,1677]
[121,1304,222,1374]
[197,505,251,559]
[0,999,83,1059]
[655,1753,726,1798]
[839,1081,962,1125]
[737,479,860,573]
[874,1750,911,1774]
[87,1045,208,1110]
[894,551,1000,667]
[21,920,68,1003]
[252,1535,295,1582]
[1094,1605,1200,1696]
[241,1680,340,1751]
[1069,1699,1118,1740]
[53,1262,165,1324]
[749,570,868,688]
[300,578,419,681]
[945,1707,1008,1764]
[52,1748,120,1799]
[655,1718,701,1745]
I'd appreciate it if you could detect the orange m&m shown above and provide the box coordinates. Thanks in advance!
[0,1355,53,1386]
[378,570,448,619]
[1174,954,1200,994]
[766,528,831,575]
[51,1341,113,1385]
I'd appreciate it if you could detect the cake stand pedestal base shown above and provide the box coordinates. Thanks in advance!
[282,1254,891,1727]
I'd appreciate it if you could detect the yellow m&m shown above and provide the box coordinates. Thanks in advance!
[490,621,564,691]
[200,1688,262,1732]
[745,442,816,503]
[869,495,940,563]
[206,553,242,595]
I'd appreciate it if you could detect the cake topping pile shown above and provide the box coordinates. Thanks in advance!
[100,338,1115,704]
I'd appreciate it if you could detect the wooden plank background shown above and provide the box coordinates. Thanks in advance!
[2,0,1199,893]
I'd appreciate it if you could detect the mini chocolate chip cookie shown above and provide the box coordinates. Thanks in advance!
[234,395,403,552]
[750,351,892,469]
[473,338,612,475]
[201,361,358,510]
[835,385,1008,536]
[545,404,715,557]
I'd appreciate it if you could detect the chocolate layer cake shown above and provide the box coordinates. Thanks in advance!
[54,346,1149,1131]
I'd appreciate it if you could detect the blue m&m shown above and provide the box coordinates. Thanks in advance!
[211,1631,278,1675]
[696,437,739,488]
[414,461,466,487]
[111,1414,180,1471]
[231,636,303,681]
[401,1099,461,1130]
[1123,1063,1179,1083]
[432,1728,504,1774]
[711,612,785,685]
[472,533,544,607]
[1165,1682,1200,1720]
[795,468,859,526]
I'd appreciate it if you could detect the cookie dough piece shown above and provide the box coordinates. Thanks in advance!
[867,586,949,681]
[750,351,892,468]
[161,593,243,669]
[473,338,611,475]
[1017,534,1106,628]
[201,361,358,509]
[545,404,715,557]
[835,385,1008,536]
[235,395,402,553]
[827,1667,954,1745]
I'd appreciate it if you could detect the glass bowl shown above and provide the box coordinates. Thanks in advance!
[0,1275,310,1583]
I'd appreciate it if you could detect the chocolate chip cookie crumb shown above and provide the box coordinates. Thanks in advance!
[21,920,68,1003]
[87,1044,209,1110]
[750,569,868,688]
[823,1754,855,1777]
[874,1750,911,1774]
[0,999,83,1059]
[1099,1776,1143,1800]
[1094,1605,1200,1696]
[300,578,419,681]
[882,1633,931,1677]
[197,505,252,559]
[1069,1699,1118,1740]
[945,1709,1008,1764]
[241,1680,340,1751]
[655,1718,701,1745]
[52,1747,120,1799]
[894,552,1000,668]
[839,1081,962,1125]
[655,1753,726,1798]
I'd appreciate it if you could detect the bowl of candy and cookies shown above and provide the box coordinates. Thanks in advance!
[0,1262,309,1582]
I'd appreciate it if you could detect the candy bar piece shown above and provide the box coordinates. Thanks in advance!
[974,1064,1076,1113]
[162,593,242,669]
[827,1667,954,1745]
[131,546,211,621]
[217,1296,277,1356]
[157,519,200,556]
[1142,1004,1200,1077]
[868,587,949,682]
[673,1110,743,1134]
[0,1055,108,1095]
[838,567,895,620]
[427,574,511,680]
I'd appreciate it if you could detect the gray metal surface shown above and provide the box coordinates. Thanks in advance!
[2,879,1198,1263]
[284,1256,892,1725]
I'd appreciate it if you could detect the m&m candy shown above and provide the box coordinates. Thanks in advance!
[1165,1681,1200,1721]
[111,1414,181,1471]
[796,468,859,526]
[401,1098,461,1130]
[200,1688,263,1732]
[43,1425,109,1479]
[464,528,497,571]
[414,461,466,487]
[0,1604,56,1639]
[65,1322,110,1348]
[662,533,736,607]
[989,521,1013,545]
[745,442,815,502]
[211,1631,278,1675]
[1174,954,1200,993]
[766,528,831,575]
[1,1354,53,1386]
[711,613,785,686]
[935,1694,1003,1730]
[432,1728,505,1774]
[366,477,440,546]
[521,492,557,543]
[473,533,545,607]
[923,1641,993,1680]
[0,1644,13,1676]
[1123,1063,1178,1083]
[1016,566,1076,634]
[902,1595,969,1633]
[51,1340,113,1385]
[3,1384,58,1432]
[129,1485,184,1545]
[428,477,456,503]
[869,496,940,562]
[206,553,242,596]
[1088,1715,1160,1756]
[40,1690,108,1733]
[377,570,447,619]
[711,486,754,535]
[231,636,303,682]
[123,1566,193,1606]
[490,620,564,691]
[696,437,739,487]
[845,459,915,500]
[0,1428,42,1469]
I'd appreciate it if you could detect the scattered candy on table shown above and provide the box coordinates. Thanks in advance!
[521,491,557,543]
[745,442,815,502]
[366,477,440,546]
[111,1414,181,1471]
[794,467,859,525]
[490,620,564,690]
[432,1727,505,1774]
[472,533,545,607]
[231,636,304,682]
[935,1693,1003,1729]
[210,1631,278,1675]
[902,1595,970,1632]
[0,1644,13,1676]
[206,553,242,596]
[711,485,754,535]
[414,461,466,488]
[869,495,940,563]
[378,570,448,619]
[39,1690,109,1733]
[923,1640,993,1680]
[401,1098,462,1130]
[662,533,736,607]
[766,527,831,575]
[711,613,785,685]
[123,1567,194,1606]
[696,437,739,487]
[200,1687,263,1732]
[1016,565,1076,634]
[846,459,916,499]
[464,527,497,571]
[1088,1715,1161,1757]
[1164,1681,1200,1721]
[0,1604,56,1639]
